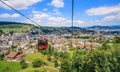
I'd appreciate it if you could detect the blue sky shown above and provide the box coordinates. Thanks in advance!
[0,0,120,27]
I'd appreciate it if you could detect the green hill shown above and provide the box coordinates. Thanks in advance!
[0,21,34,32]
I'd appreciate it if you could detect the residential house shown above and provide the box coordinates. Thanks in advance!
[7,52,24,60]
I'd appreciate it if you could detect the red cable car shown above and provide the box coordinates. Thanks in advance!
[38,38,48,50]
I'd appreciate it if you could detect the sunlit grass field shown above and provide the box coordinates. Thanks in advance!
[19,66,58,72]
[0,61,21,72]
[24,53,55,67]
[1,25,33,32]
[20,52,58,72]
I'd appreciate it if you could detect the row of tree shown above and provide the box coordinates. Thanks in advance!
[60,41,120,72]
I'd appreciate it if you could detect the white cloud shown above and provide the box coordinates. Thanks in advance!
[93,13,120,26]
[103,13,120,21]
[48,17,65,22]
[0,13,20,18]
[34,13,50,19]
[50,0,64,8]
[43,8,48,11]
[47,17,84,26]
[26,11,50,25]
[0,0,42,10]
[103,16,116,21]
[45,20,85,27]
[86,4,120,16]
[32,11,50,19]
[27,10,85,26]
[75,20,85,24]
[53,9,62,15]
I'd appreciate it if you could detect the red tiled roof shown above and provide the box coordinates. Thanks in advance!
[7,52,18,58]
[16,53,24,58]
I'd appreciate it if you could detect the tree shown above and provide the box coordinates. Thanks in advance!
[54,60,59,67]
[113,36,120,43]
[20,59,25,64]
[32,58,41,67]
[9,31,14,35]
[47,55,51,61]
[60,52,71,72]
[0,52,4,60]
[71,46,120,72]
[0,30,4,36]
[20,59,28,69]
[21,62,28,69]
[60,52,70,59]
[100,42,111,50]
[60,59,71,72]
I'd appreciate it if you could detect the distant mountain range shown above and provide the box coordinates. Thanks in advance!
[0,21,33,26]
[87,25,120,30]
[0,21,120,35]
[0,21,120,29]
[40,26,93,34]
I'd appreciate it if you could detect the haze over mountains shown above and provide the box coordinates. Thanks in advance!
[88,25,120,30]
[0,21,120,35]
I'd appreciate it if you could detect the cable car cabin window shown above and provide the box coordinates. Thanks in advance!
[38,40,45,46]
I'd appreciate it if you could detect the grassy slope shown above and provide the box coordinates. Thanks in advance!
[20,53,58,72]
[1,26,32,31]
[0,53,58,72]
[0,61,21,72]
[19,66,58,72]
[0,24,33,32]
[24,53,54,67]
